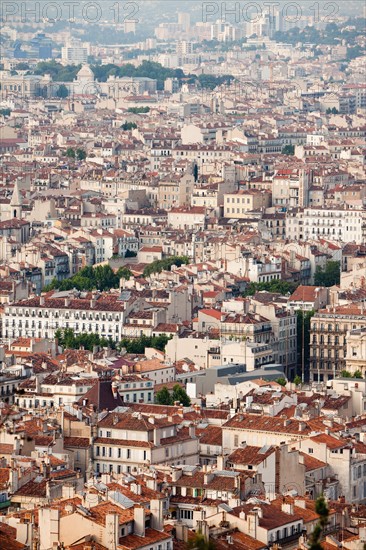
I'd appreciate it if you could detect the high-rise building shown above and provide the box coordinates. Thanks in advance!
[178,12,191,33]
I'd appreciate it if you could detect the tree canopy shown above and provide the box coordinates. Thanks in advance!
[143,256,189,278]
[242,280,298,297]
[119,334,170,354]
[155,384,191,407]
[55,328,116,350]
[44,265,131,292]
[314,261,340,287]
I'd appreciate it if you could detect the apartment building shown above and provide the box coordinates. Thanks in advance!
[94,411,199,474]
[224,190,271,218]
[310,305,366,382]
[3,289,140,341]
[286,207,366,243]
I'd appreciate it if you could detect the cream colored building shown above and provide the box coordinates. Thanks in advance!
[224,190,271,217]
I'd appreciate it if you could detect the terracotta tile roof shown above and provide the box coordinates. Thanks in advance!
[309,434,347,450]
[228,444,275,466]
[78,379,124,411]
[231,502,302,530]
[64,437,91,448]
[98,412,154,431]
[196,426,222,446]
[215,530,267,550]
[299,452,327,472]
[119,528,171,550]
[94,437,154,448]
[0,443,13,455]
[0,524,27,550]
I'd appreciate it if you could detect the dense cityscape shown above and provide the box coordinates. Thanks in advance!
[0,1,366,549]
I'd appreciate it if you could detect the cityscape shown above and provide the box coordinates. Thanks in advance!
[0,1,366,549]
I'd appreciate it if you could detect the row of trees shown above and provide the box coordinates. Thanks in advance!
[119,334,170,353]
[143,256,189,278]
[55,329,170,353]
[155,385,191,407]
[44,265,131,293]
[242,280,298,297]
[65,147,86,160]
[55,328,116,350]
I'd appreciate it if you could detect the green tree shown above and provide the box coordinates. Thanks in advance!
[187,531,216,550]
[125,249,137,258]
[193,164,198,183]
[143,256,189,278]
[275,377,287,387]
[56,84,69,98]
[309,496,329,550]
[121,121,137,131]
[242,280,298,297]
[76,148,86,161]
[297,309,315,382]
[128,106,150,113]
[282,144,295,155]
[119,334,170,354]
[66,147,75,158]
[0,108,11,117]
[155,386,172,405]
[43,264,131,293]
[340,370,352,378]
[55,328,116,351]
[353,370,363,379]
[172,384,191,406]
[314,261,340,287]
[293,375,302,386]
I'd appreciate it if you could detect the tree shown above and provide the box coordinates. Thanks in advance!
[275,377,287,387]
[143,256,189,278]
[66,147,75,158]
[121,121,137,131]
[193,164,199,183]
[76,148,86,161]
[56,84,69,98]
[55,328,116,350]
[172,384,191,406]
[314,261,340,287]
[187,531,216,550]
[297,309,315,382]
[309,495,329,550]
[43,264,131,293]
[155,386,172,405]
[340,370,352,378]
[353,370,363,379]
[125,249,137,258]
[282,144,295,155]
[119,334,170,354]
[293,375,302,386]
[242,280,298,297]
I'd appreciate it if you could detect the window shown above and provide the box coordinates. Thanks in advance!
[127,449,131,459]
[106,431,111,438]
[234,435,239,447]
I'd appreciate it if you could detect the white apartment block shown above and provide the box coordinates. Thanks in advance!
[3,290,139,341]
[286,207,366,243]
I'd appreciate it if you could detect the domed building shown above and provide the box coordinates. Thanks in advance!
[70,64,100,97]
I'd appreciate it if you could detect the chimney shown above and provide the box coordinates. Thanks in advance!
[154,428,160,446]
[282,502,294,515]
[217,455,226,470]
[150,499,163,531]
[298,421,306,432]
[204,471,214,485]
[171,468,182,482]
[189,425,195,438]
[106,513,119,550]
[40,295,45,306]
[134,507,146,537]
[64,297,70,307]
